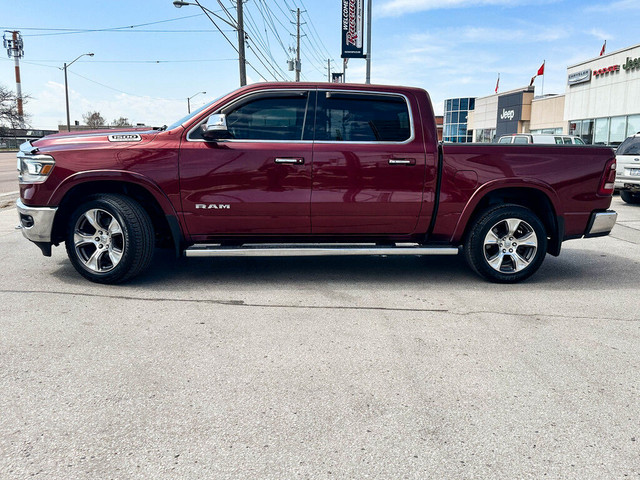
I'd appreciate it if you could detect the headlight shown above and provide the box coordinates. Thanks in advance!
[17,154,55,183]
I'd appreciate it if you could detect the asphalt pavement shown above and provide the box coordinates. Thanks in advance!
[1,196,639,479]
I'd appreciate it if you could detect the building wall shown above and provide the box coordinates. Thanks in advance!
[564,43,640,145]
[565,43,640,121]
[443,97,475,143]
[530,95,566,133]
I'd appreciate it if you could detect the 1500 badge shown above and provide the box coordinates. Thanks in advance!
[108,134,142,142]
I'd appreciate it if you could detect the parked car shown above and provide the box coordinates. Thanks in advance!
[16,82,617,284]
[614,133,640,204]
[497,134,585,145]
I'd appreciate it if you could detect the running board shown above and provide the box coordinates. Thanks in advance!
[184,243,460,257]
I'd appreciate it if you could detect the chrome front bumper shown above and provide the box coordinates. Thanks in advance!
[585,210,617,238]
[16,198,57,243]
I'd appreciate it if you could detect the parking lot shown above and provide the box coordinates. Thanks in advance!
[1,190,639,478]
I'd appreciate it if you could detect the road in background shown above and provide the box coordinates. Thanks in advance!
[1,197,639,479]
[0,152,18,196]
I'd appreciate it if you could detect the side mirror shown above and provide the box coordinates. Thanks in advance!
[201,113,231,140]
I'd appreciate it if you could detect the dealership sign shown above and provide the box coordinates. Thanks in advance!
[341,0,364,58]
[593,65,620,77]
[623,56,640,72]
[568,69,591,86]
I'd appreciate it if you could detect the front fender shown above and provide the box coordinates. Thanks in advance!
[49,169,179,218]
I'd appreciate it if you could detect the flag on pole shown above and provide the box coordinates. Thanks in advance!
[600,40,606,56]
[529,76,536,87]
[537,61,545,76]
[495,74,500,94]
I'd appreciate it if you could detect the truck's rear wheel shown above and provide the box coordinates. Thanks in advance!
[464,204,547,283]
[620,190,640,204]
[65,194,154,284]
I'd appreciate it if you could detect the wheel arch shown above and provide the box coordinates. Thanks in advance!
[453,182,563,256]
[50,174,184,254]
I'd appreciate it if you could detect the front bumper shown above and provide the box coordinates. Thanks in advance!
[16,198,57,243]
[584,210,617,238]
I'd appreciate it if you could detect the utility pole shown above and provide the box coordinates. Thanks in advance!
[365,0,372,84]
[327,59,331,82]
[237,0,247,86]
[3,31,24,126]
[295,8,301,82]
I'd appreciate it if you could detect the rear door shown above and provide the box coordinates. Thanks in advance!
[310,90,428,234]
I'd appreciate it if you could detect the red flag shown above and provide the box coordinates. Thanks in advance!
[495,74,499,94]
[600,40,606,56]
[537,62,545,76]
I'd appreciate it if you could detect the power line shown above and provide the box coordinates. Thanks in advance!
[2,14,215,37]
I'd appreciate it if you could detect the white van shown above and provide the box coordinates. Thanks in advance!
[497,134,585,145]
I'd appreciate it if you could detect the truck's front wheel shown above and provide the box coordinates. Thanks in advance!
[464,204,547,283]
[65,194,154,284]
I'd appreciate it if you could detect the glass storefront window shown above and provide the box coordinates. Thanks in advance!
[452,98,459,110]
[581,119,594,144]
[609,116,627,145]
[569,121,580,136]
[460,98,468,110]
[594,118,609,145]
[626,114,640,137]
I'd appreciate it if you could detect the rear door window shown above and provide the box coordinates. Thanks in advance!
[513,136,529,144]
[498,137,512,144]
[315,92,411,142]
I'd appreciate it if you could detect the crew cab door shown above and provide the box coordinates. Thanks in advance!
[179,89,314,236]
[310,90,428,234]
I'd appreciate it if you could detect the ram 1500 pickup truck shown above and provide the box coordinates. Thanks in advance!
[16,83,618,284]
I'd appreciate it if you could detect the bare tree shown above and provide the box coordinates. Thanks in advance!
[82,111,106,128]
[111,117,130,127]
[0,83,30,128]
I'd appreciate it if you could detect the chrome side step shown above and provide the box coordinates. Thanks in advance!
[184,243,460,258]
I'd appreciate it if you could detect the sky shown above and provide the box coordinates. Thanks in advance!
[1,0,639,130]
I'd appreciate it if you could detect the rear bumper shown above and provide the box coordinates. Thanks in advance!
[584,210,617,238]
[16,198,57,243]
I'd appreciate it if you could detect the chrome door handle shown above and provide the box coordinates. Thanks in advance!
[274,157,305,165]
[388,158,415,165]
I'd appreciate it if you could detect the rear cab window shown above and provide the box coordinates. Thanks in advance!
[617,137,640,155]
[315,91,412,142]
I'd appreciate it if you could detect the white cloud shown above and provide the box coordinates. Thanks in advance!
[585,0,639,12]
[26,81,191,130]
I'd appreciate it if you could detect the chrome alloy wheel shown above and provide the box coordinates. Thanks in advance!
[73,209,124,273]
[483,218,538,274]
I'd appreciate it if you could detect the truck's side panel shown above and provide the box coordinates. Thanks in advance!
[432,144,615,243]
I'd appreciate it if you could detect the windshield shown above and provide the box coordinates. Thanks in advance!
[165,95,223,131]
[617,137,640,155]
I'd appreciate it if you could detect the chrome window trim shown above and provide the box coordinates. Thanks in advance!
[186,88,416,145]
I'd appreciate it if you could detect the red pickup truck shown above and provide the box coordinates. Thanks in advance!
[16,82,617,284]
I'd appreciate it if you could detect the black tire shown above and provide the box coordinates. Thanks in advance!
[464,204,548,283]
[65,194,154,284]
[620,190,640,204]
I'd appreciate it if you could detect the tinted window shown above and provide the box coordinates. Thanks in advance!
[316,92,411,142]
[617,137,640,155]
[513,137,529,144]
[224,93,308,141]
[498,137,512,144]
[574,138,585,145]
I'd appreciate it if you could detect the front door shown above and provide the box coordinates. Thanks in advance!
[310,90,428,235]
[179,90,314,237]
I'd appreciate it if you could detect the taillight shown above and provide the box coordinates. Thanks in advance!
[598,158,616,195]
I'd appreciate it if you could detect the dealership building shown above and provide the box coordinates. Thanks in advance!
[461,43,640,145]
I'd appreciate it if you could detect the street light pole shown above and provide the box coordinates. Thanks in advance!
[188,91,206,113]
[63,53,94,132]
[173,0,246,87]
